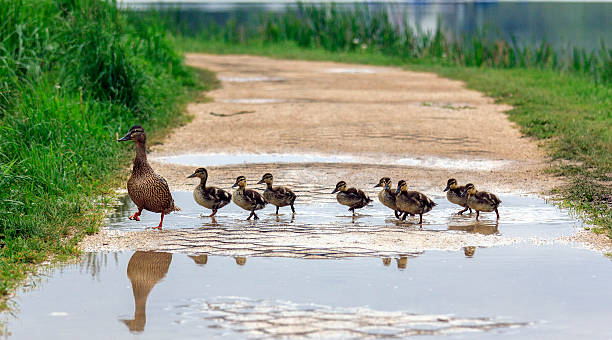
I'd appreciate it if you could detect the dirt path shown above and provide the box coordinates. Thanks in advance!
[152,54,558,194]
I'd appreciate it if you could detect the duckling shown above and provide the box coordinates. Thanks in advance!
[332,181,372,216]
[374,177,407,219]
[232,176,267,220]
[257,173,296,215]
[443,178,472,215]
[395,180,436,224]
[464,183,501,221]
[188,168,232,217]
[118,125,179,230]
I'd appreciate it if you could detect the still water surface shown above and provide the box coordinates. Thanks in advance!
[129,1,612,50]
[3,248,611,339]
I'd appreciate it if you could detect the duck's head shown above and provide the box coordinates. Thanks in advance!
[257,173,273,185]
[118,125,146,144]
[463,183,477,196]
[374,177,392,189]
[331,181,347,194]
[232,175,247,188]
[444,178,458,192]
[187,167,208,180]
[395,180,407,195]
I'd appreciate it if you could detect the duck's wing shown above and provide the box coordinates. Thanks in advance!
[152,172,178,211]
[478,191,501,206]
[271,186,296,202]
[346,188,372,203]
[245,189,268,206]
[205,186,232,203]
[408,191,436,208]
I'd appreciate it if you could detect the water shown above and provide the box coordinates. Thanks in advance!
[153,153,513,171]
[127,1,612,50]
[3,248,612,339]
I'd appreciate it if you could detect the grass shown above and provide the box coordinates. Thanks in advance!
[175,37,612,235]
[0,0,213,308]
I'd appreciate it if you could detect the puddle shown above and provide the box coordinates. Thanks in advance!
[218,76,285,82]
[106,192,577,238]
[153,153,513,171]
[87,190,583,258]
[3,247,612,339]
[324,68,381,74]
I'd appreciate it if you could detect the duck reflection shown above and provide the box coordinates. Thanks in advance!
[190,254,208,266]
[235,256,247,266]
[448,220,499,235]
[396,256,408,269]
[382,257,392,266]
[121,251,172,333]
[463,246,476,257]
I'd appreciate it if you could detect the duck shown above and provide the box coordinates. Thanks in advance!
[443,178,472,214]
[257,173,297,215]
[121,251,172,333]
[374,177,408,219]
[332,181,372,216]
[463,183,501,221]
[395,180,437,224]
[232,176,268,220]
[187,168,232,217]
[118,125,179,230]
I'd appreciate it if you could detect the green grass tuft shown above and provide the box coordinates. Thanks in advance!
[0,0,210,304]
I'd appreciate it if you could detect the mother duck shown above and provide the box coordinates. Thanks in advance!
[118,125,179,230]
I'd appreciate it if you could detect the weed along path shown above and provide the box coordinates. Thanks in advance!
[4,55,612,339]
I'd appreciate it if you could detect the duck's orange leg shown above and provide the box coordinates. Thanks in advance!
[129,208,143,221]
[152,213,164,230]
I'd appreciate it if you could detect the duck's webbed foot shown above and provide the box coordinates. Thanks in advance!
[152,213,164,230]
[128,208,143,221]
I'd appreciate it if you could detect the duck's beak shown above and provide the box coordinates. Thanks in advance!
[395,187,401,195]
[117,132,131,142]
[443,184,450,192]
[331,187,339,194]
[232,180,240,188]
[459,189,468,197]
[374,183,382,188]
[256,179,265,184]
[187,173,196,179]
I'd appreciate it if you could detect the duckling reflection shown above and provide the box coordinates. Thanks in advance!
[396,256,408,269]
[382,257,392,266]
[463,246,476,257]
[121,251,172,333]
[448,220,499,235]
[235,256,247,266]
[190,254,208,266]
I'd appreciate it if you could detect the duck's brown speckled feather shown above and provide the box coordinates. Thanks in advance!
[233,188,267,211]
[337,187,372,210]
[263,185,296,208]
[446,186,468,207]
[378,188,398,211]
[396,191,436,215]
[194,185,232,210]
[467,191,501,212]
[128,159,179,214]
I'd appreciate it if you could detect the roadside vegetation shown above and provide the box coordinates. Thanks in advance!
[161,3,612,233]
[0,0,209,307]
